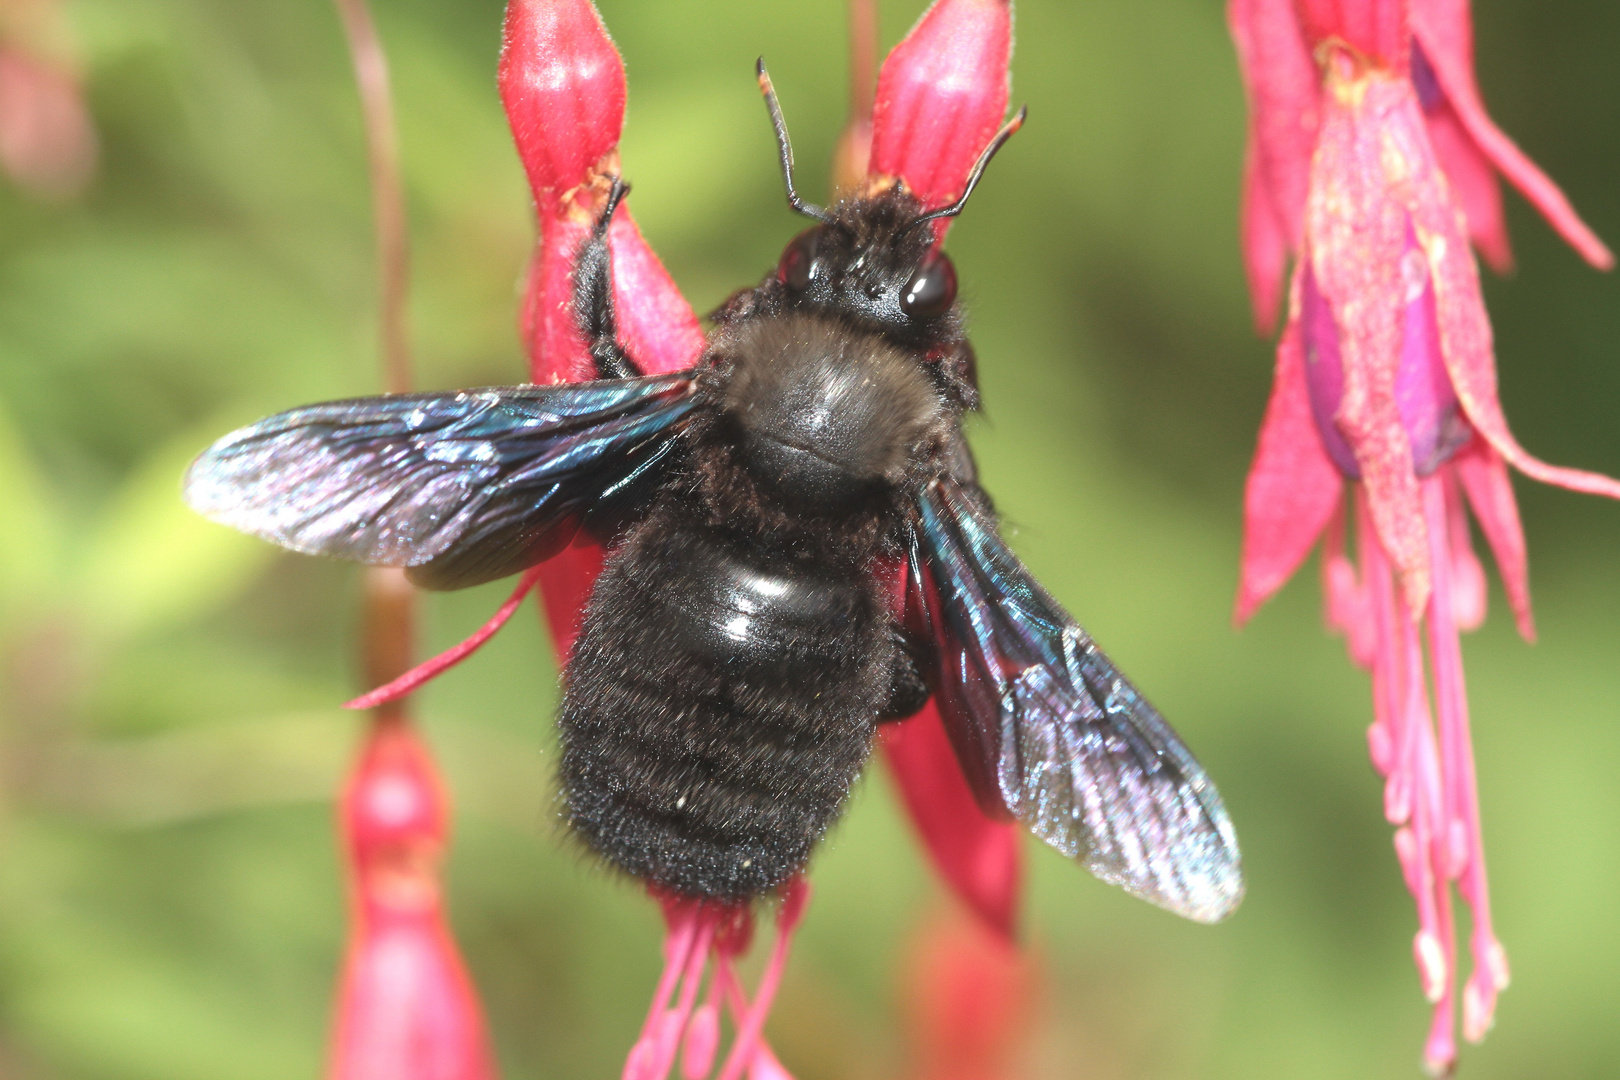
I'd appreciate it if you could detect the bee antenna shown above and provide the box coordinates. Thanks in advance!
[756,58,832,223]
[908,106,1028,231]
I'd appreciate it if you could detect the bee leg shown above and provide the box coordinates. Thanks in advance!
[572,176,640,381]
[877,622,933,722]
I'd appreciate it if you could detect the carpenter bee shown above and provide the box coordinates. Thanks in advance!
[184,62,1242,922]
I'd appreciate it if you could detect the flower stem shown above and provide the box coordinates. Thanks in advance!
[331,0,412,397]
[848,0,877,123]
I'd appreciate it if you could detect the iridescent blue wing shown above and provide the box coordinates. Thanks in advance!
[907,475,1243,923]
[184,373,699,589]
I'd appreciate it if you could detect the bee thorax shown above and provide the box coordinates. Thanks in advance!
[718,313,947,506]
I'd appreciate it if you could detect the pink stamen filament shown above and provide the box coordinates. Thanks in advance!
[626,903,702,1080]
[1358,492,1409,828]
[1356,490,1456,1072]
[715,881,808,1080]
[1422,477,1506,1043]
[1349,477,1510,1074]
[713,955,790,1080]
[628,886,807,1080]
[344,565,544,709]
[681,997,720,1080]
[648,916,717,1080]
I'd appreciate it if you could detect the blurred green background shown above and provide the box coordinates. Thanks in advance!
[1,0,1617,1077]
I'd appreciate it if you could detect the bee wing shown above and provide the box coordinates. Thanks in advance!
[906,475,1243,923]
[184,373,698,590]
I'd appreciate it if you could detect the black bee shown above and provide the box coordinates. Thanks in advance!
[184,63,1242,922]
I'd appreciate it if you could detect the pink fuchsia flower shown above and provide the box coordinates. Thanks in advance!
[329,715,497,1080]
[1231,0,1612,336]
[898,908,1037,1080]
[354,1,1025,1076]
[0,1,96,201]
[859,0,1025,943]
[1229,0,1620,1071]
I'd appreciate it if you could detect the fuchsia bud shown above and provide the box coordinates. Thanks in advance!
[344,723,445,857]
[499,0,624,213]
[865,0,1026,944]
[499,0,703,387]
[0,0,96,204]
[870,0,1011,222]
[329,721,497,1080]
[0,47,95,200]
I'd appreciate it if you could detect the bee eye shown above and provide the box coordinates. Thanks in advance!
[901,250,957,319]
[778,229,819,291]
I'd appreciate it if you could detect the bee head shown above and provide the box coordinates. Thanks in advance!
[753,59,1023,340]
[770,196,958,337]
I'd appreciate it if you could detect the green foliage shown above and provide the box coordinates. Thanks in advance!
[0,0,1616,1076]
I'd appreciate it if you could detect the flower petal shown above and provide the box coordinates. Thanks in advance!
[869,0,1011,219]
[535,540,605,658]
[1235,314,1343,624]
[1295,0,1409,69]
[1309,70,1431,614]
[900,908,1035,1080]
[882,709,1022,942]
[608,212,707,376]
[1240,131,1290,335]
[1227,0,1318,325]
[516,199,706,385]
[331,916,498,1080]
[520,217,593,383]
[1422,99,1511,273]
[1404,141,1620,507]
[1449,437,1534,641]
[1440,469,1487,633]
[1407,0,1613,269]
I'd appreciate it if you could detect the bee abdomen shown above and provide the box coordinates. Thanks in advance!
[559,511,891,901]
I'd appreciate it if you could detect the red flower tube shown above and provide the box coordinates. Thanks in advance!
[898,908,1037,1080]
[329,719,497,1080]
[499,0,705,654]
[866,0,1025,943]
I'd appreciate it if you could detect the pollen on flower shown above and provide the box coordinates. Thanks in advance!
[1461,977,1493,1043]
[1415,930,1447,1004]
